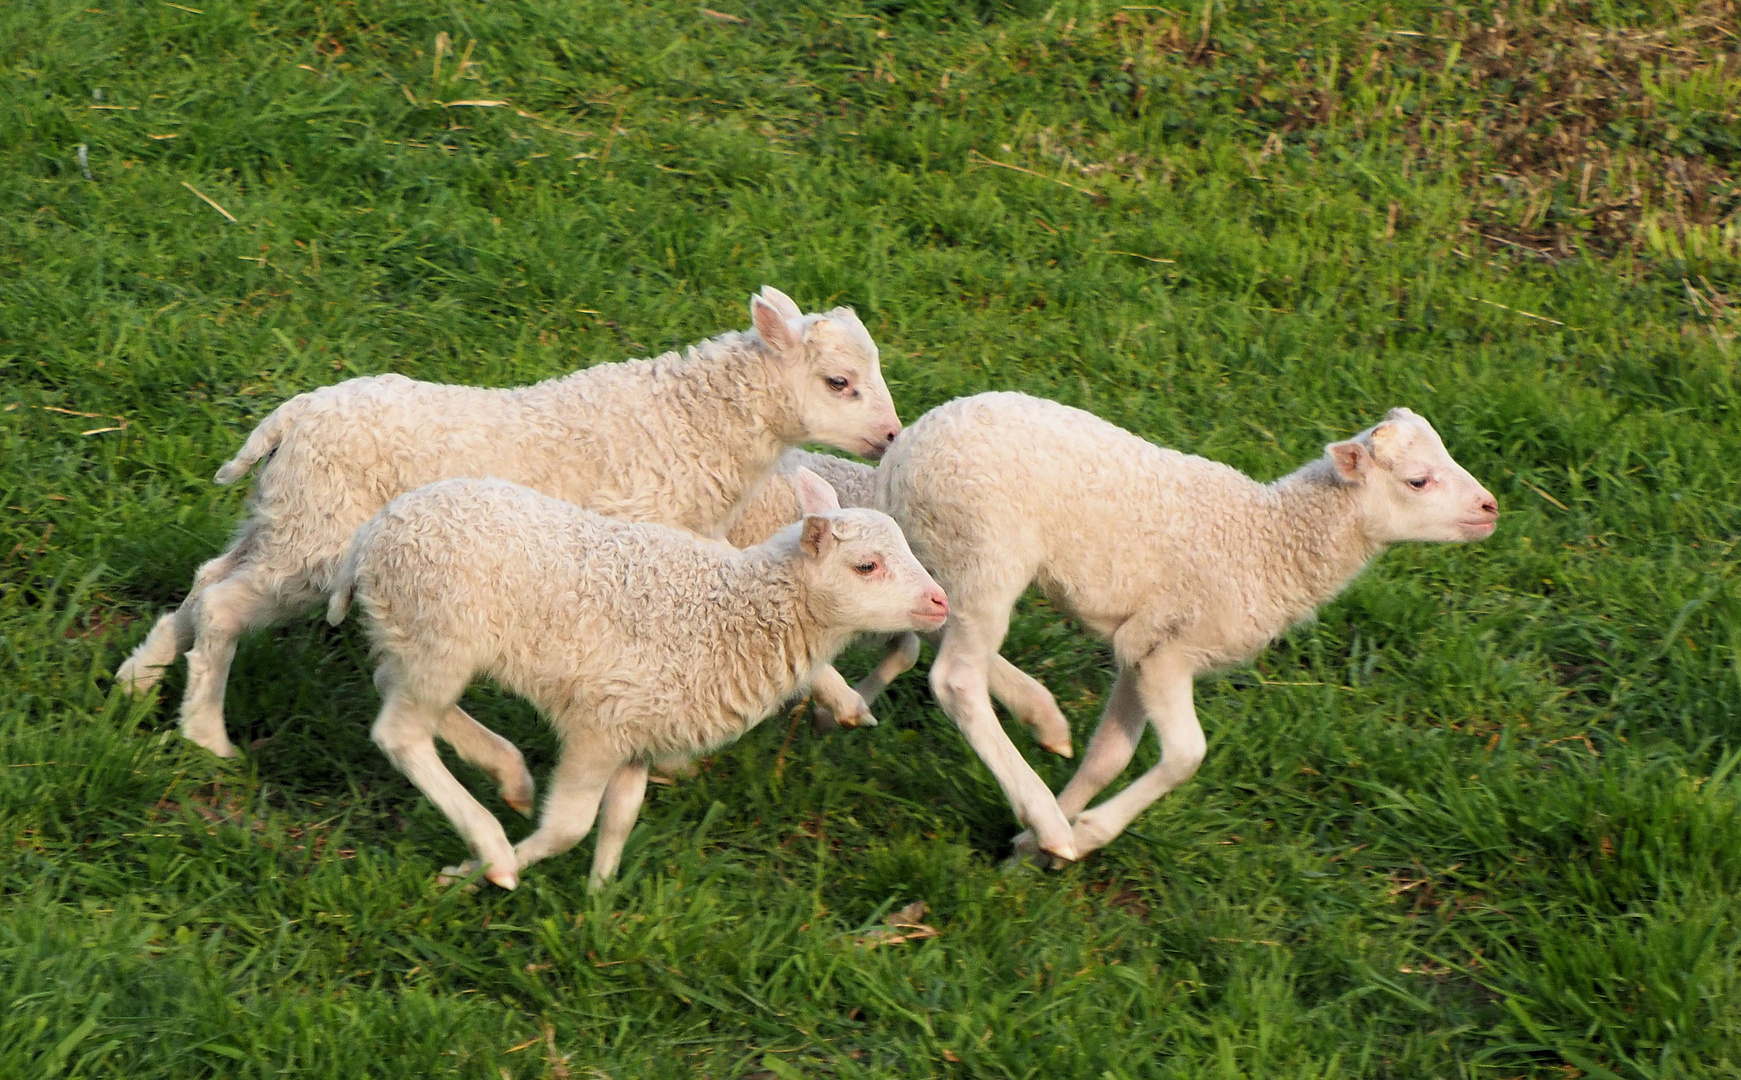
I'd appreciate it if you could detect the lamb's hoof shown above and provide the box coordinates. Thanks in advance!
[1010,828,1076,869]
[436,864,481,893]
[1034,716,1073,758]
[437,862,517,891]
[501,774,537,819]
[1002,836,1065,873]
[182,728,238,759]
[114,660,164,695]
[116,614,179,695]
[1043,841,1080,865]
[812,703,877,732]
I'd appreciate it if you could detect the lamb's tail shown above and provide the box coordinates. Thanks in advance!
[213,394,311,485]
[326,528,368,627]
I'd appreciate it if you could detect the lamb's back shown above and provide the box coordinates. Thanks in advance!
[881,392,1264,622]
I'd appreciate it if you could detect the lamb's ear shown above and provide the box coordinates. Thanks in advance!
[1327,438,1371,481]
[751,291,801,356]
[799,516,836,557]
[1385,406,1417,421]
[758,285,804,322]
[793,466,842,515]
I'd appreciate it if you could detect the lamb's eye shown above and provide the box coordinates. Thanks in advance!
[1407,477,1430,490]
[853,561,879,575]
[826,376,850,391]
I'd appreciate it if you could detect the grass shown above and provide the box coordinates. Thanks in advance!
[4,0,1741,1075]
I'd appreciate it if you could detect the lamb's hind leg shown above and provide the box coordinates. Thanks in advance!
[1010,667,1143,863]
[512,731,623,876]
[116,549,239,695]
[436,706,537,817]
[178,563,300,757]
[1065,652,1203,860]
[115,613,190,695]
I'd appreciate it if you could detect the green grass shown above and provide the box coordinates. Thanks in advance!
[5,0,1741,1075]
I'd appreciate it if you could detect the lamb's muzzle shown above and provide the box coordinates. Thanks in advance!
[911,590,948,627]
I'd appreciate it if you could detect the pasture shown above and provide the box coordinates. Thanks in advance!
[4,0,1741,1075]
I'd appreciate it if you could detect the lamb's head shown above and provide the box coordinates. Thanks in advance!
[750,286,901,460]
[1327,407,1499,544]
[788,467,948,633]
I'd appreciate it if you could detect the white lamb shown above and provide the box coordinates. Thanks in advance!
[116,287,900,779]
[729,450,1071,744]
[875,393,1499,864]
[325,470,948,890]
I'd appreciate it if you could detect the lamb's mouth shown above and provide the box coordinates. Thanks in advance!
[1460,519,1497,537]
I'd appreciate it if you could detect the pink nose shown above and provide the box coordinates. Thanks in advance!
[1478,494,1499,517]
[922,589,948,616]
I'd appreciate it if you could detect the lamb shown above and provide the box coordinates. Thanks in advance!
[875,393,1499,864]
[325,470,948,890]
[116,287,901,777]
[729,450,1070,748]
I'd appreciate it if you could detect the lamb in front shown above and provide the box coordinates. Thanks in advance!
[875,393,1499,864]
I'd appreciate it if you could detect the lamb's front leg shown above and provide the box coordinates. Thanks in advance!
[930,615,1077,863]
[512,733,623,876]
[987,654,1073,758]
[1066,652,1203,859]
[807,662,877,733]
[850,632,921,708]
[858,632,1071,757]
[587,761,650,890]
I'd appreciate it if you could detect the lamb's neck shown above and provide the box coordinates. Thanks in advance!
[541,332,801,533]
[1252,460,1385,625]
[710,548,850,729]
[666,340,803,534]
